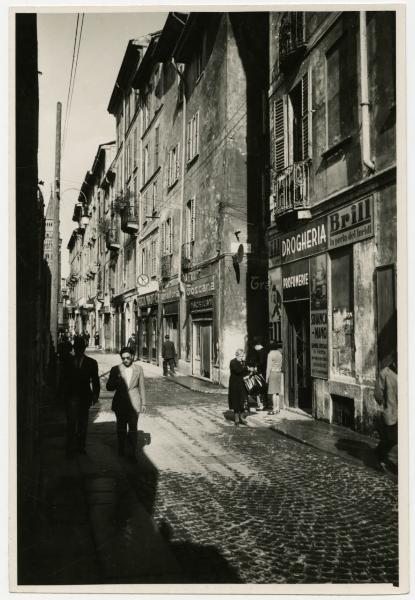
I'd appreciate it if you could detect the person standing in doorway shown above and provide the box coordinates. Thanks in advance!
[83,330,90,348]
[266,341,283,415]
[247,336,268,411]
[61,337,100,457]
[374,353,398,470]
[127,333,137,360]
[228,349,249,426]
[162,334,177,376]
[106,347,146,463]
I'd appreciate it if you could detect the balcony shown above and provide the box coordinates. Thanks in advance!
[161,254,172,280]
[273,160,310,220]
[120,203,139,235]
[105,228,121,251]
[279,12,307,72]
[181,242,194,272]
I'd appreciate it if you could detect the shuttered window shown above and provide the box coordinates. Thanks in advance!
[273,98,286,172]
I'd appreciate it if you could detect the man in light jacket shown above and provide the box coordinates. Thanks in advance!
[106,346,146,463]
[374,353,398,469]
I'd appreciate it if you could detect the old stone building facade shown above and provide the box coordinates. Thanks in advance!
[267,11,396,433]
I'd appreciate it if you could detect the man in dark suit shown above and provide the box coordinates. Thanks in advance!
[162,334,177,376]
[61,337,100,457]
[106,347,146,462]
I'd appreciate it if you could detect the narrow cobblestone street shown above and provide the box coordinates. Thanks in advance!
[61,351,399,585]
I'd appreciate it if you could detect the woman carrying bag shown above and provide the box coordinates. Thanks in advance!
[266,341,283,415]
[228,349,249,426]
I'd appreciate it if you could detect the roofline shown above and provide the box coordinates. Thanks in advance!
[107,38,149,115]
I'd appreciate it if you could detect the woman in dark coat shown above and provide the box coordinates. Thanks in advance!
[228,349,249,426]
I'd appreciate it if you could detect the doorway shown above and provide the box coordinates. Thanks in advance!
[192,320,212,379]
[286,300,312,413]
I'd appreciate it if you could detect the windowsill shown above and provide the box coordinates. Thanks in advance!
[141,104,164,140]
[186,153,199,168]
[195,71,205,86]
[321,135,352,160]
[140,166,161,194]
[167,178,179,192]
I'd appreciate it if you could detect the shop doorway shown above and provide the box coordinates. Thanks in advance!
[286,301,312,413]
[192,320,212,379]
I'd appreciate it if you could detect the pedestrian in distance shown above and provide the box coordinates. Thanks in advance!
[228,349,249,426]
[83,330,90,348]
[162,334,177,376]
[374,352,398,471]
[127,332,137,360]
[106,347,146,463]
[94,331,100,347]
[266,341,283,415]
[60,337,100,457]
[246,336,268,411]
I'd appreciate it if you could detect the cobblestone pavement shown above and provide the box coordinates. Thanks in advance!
[93,353,399,585]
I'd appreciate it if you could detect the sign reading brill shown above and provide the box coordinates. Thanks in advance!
[328,196,374,249]
[281,217,327,264]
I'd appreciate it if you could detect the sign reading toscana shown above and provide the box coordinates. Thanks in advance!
[281,217,327,264]
[186,275,215,298]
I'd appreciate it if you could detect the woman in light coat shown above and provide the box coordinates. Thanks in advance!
[266,341,283,415]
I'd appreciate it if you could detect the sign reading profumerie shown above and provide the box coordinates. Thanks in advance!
[310,254,328,379]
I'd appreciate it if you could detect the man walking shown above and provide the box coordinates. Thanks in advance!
[106,347,146,463]
[127,333,137,360]
[374,353,398,470]
[162,334,176,376]
[61,337,100,457]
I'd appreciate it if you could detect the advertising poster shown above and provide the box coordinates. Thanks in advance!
[310,254,328,379]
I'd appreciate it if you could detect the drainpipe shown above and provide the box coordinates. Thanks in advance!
[359,11,375,173]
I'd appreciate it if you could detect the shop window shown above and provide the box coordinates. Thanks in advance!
[331,246,355,377]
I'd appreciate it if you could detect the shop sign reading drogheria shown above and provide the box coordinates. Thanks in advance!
[282,259,310,302]
[280,216,328,264]
[186,274,215,298]
[328,195,374,249]
[310,254,328,379]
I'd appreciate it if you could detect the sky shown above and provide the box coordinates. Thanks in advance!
[37,10,168,277]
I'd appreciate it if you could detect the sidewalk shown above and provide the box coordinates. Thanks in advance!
[246,407,397,473]
[18,397,183,586]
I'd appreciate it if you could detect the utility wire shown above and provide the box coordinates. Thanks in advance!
[62,13,84,155]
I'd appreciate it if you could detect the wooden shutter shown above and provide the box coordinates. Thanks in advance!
[176,143,181,180]
[195,112,199,155]
[302,70,312,160]
[191,198,196,241]
[169,216,173,254]
[161,221,165,255]
[273,97,286,172]
[186,120,191,161]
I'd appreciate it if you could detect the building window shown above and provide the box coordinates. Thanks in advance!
[161,217,173,255]
[273,71,311,172]
[185,198,195,244]
[152,180,158,215]
[133,128,137,168]
[143,143,150,184]
[186,112,200,163]
[331,246,355,377]
[325,33,358,149]
[154,125,160,168]
[151,237,157,277]
[168,144,180,187]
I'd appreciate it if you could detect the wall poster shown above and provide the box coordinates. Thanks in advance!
[310,254,328,379]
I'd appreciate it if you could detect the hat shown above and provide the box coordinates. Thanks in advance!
[165,334,170,339]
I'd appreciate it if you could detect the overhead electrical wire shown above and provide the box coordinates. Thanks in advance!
[62,13,84,155]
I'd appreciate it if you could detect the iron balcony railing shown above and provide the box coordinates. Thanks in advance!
[105,228,121,251]
[273,160,310,218]
[279,12,307,70]
[161,254,172,279]
[120,203,139,234]
[181,242,194,272]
